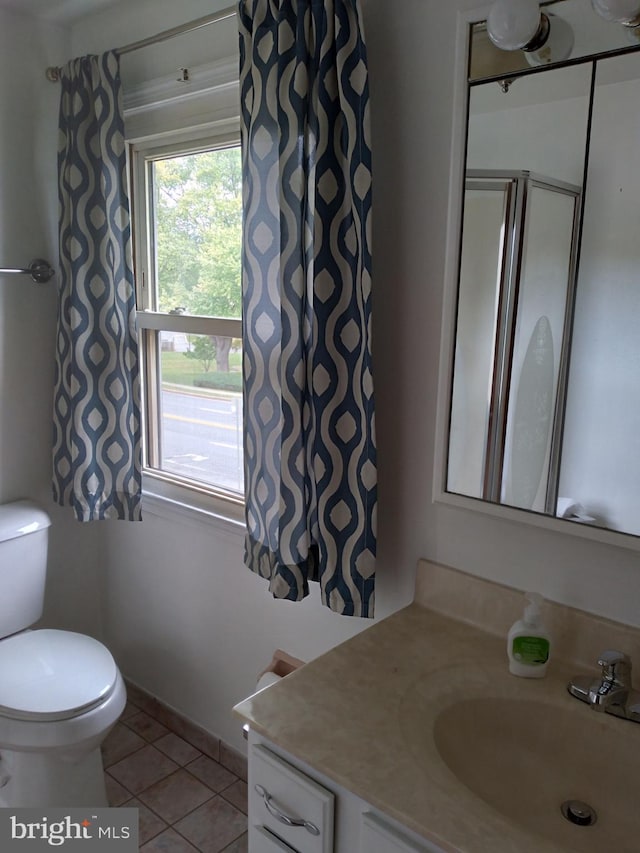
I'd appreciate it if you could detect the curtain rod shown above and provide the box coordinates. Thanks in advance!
[0,259,55,283]
[46,3,237,82]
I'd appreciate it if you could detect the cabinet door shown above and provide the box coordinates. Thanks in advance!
[361,812,441,853]
[249,743,334,853]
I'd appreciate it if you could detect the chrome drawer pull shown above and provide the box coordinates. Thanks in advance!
[254,784,321,836]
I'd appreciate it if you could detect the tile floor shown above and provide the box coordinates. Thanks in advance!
[102,686,248,852]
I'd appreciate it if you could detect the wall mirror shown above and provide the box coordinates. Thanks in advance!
[440,0,640,542]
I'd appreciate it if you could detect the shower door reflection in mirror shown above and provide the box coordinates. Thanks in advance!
[445,61,591,516]
[448,171,581,513]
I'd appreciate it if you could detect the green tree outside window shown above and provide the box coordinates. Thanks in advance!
[155,147,242,375]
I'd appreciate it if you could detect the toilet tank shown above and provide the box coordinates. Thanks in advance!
[0,500,51,639]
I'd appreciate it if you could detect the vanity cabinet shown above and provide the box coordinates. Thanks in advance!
[247,731,444,853]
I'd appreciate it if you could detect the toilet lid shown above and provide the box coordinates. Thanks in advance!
[0,629,118,722]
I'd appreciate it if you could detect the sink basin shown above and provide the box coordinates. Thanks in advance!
[434,695,640,850]
[401,666,640,852]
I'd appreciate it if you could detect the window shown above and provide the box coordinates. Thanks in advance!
[131,135,244,509]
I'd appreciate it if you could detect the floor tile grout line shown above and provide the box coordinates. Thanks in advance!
[105,748,245,803]
[106,752,246,823]
[114,725,202,767]
[105,764,246,823]
[123,686,245,773]
[220,838,249,853]
[181,757,241,789]
[103,742,148,771]
[104,696,248,850]
[137,805,246,853]
[136,774,245,823]
[121,717,170,743]
[125,715,222,765]
[137,788,218,829]
[119,785,240,847]
[128,789,247,852]
[169,815,247,853]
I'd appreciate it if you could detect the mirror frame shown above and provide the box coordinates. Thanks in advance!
[433,2,640,552]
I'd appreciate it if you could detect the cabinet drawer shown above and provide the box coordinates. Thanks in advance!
[252,825,299,851]
[249,744,334,853]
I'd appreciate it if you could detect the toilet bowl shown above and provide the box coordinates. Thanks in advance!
[0,501,127,807]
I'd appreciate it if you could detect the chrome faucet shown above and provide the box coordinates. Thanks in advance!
[568,650,640,722]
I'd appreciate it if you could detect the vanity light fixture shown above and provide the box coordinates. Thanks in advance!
[591,0,640,26]
[486,0,574,66]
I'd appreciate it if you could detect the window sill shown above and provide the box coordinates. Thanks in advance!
[142,475,245,542]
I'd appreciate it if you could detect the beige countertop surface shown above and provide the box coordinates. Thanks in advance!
[234,563,640,852]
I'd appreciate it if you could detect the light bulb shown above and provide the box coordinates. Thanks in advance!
[525,14,574,66]
[591,0,640,25]
[487,0,542,51]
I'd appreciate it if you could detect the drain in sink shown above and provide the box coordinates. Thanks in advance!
[561,800,597,826]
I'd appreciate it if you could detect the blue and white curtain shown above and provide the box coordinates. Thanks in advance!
[239,0,377,616]
[52,51,142,522]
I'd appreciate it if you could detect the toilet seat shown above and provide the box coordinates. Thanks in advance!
[0,629,118,722]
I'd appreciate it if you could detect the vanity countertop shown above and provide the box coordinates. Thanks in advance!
[233,561,640,852]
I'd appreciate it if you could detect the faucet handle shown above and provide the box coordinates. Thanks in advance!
[598,650,631,684]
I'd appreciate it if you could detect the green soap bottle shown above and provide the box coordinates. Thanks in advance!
[507,592,551,678]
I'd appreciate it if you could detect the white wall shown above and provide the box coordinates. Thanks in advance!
[0,6,108,640]
[6,0,640,754]
[468,93,590,185]
[0,7,60,503]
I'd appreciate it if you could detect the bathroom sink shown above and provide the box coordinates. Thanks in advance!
[401,667,640,852]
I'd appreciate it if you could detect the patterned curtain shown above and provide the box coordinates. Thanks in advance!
[52,52,142,522]
[239,0,376,616]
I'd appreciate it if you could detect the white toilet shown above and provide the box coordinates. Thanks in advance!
[0,500,126,807]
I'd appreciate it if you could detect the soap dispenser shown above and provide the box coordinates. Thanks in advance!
[507,592,551,678]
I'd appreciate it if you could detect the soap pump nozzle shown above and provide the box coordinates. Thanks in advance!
[523,592,543,627]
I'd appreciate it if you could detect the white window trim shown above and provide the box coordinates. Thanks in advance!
[128,66,244,528]
[124,57,240,146]
[137,312,241,338]
[124,57,238,118]
[142,480,245,541]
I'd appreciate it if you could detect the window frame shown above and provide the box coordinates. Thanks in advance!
[129,131,245,523]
